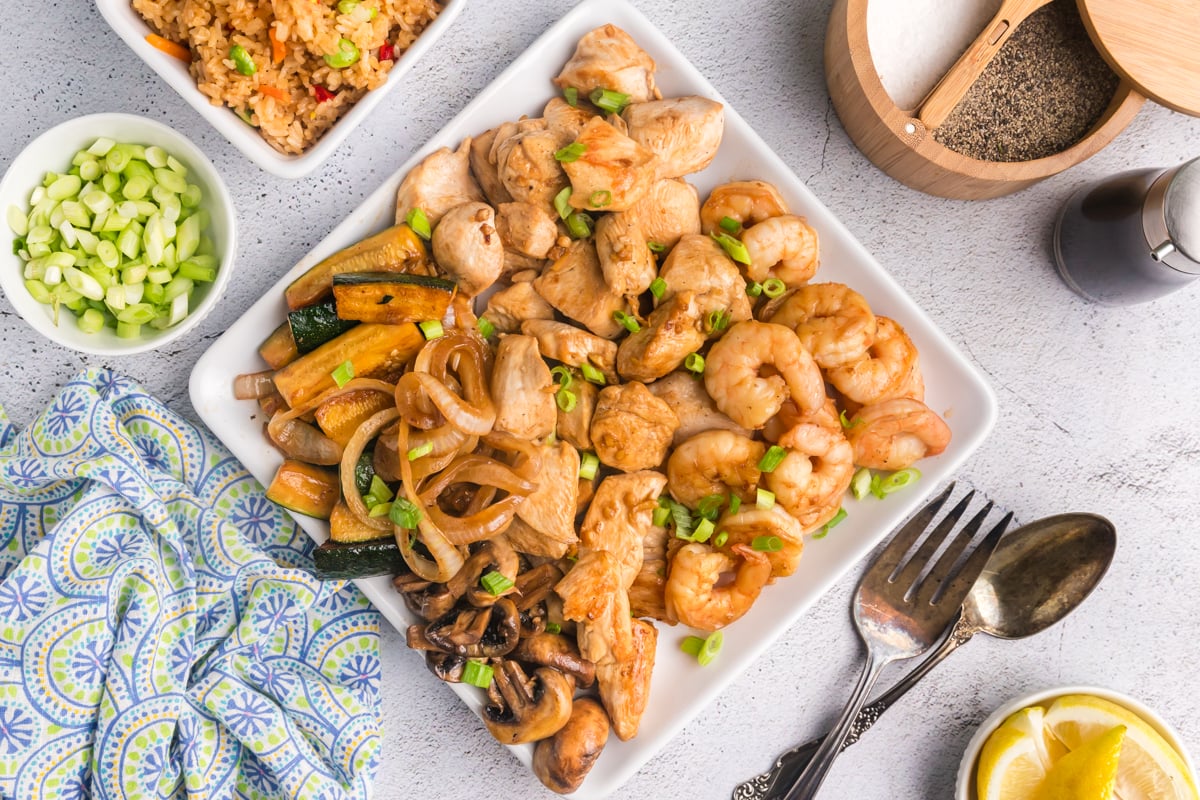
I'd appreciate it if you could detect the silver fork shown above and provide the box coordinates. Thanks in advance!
[781,484,1012,800]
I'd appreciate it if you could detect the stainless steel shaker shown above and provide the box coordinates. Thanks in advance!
[1053,156,1200,304]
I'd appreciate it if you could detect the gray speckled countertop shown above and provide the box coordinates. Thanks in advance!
[4,1,1200,798]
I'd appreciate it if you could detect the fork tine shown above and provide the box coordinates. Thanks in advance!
[923,511,1014,607]
[860,482,955,585]
[888,490,976,592]
[909,500,994,602]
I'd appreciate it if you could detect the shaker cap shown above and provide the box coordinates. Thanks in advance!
[1077,0,1200,116]
[1165,158,1200,264]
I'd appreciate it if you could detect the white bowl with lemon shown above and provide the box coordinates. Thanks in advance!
[958,686,1198,800]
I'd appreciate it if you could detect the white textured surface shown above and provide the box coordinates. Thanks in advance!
[2,1,1200,799]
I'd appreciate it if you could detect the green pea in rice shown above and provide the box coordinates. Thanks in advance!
[133,0,441,154]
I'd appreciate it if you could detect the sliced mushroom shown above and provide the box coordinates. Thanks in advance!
[444,537,520,608]
[431,202,504,297]
[393,573,461,621]
[483,661,575,745]
[425,651,467,683]
[423,597,521,658]
[533,697,611,795]
[394,138,485,227]
[512,632,596,688]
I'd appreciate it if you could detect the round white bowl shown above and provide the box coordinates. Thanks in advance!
[0,113,236,356]
[956,685,1198,800]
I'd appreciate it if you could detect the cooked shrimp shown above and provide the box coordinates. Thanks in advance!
[762,397,840,443]
[716,505,805,578]
[666,430,765,507]
[664,543,771,630]
[699,180,789,235]
[703,320,825,429]
[741,215,819,287]
[846,398,951,470]
[765,423,854,532]
[770,283,877,368]
[825,317,921,406]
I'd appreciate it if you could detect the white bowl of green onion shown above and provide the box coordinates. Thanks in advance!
[0,112,235,355]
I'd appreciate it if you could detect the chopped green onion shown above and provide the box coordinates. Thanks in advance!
[712,232,751,265]
[405,207,431,239]
[752,535,782,552]
[554,142,587,162]
[553,186,573,220]
[652,502,671,528]
[684,352,705,375]
[682,631,723,665]
[407,441,434,461]
[368,502,392,518]
[813,507,848,540]
[669,499,695,539]
[696,493,725,522]
[762,278,786,298]
[719,216,740,234]
[389,496,423,529]
[462,660,494,688]
[77,308,105,333]
[647,241,665,253]
[705,308,731,334]
[840,409,863,430]
[579,452,599,480]
[579,362,606,385]
[419,319,444,340]
[550,365,574,390]
[728,494,742,514]
[681,635,704,657]
[712,531,729,548]
[565,211,593,239]
[649,277,667,299]
[229,44,256,76]
[876,468,921,497]
[545,621,562,635]
[331,359,355,388]
[337,0,360,12]
[367,475,393,505]
[589,87,631,115]
[758,445,787,473]
[850,467,873,500]
[563,87,578,107]
[612,310,640,333]
[476,317,495,338]
[480,570,515,595]
[556,388,577,412]
[588,190,612,208]
[756,488,776,510]
[746,281,764,297]
[692,518,715,543]
[324,37,360,69]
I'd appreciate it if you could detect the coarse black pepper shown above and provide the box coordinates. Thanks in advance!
[933,0,1119,162]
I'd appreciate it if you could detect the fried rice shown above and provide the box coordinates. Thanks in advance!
[134,0,441,154]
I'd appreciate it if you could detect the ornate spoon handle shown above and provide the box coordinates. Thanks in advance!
[732,616,976,800]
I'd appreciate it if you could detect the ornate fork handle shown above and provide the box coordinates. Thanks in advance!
[732,617,976,800]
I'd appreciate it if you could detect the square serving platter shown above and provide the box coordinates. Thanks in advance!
[94,0,466,179]
[190,0,997,796]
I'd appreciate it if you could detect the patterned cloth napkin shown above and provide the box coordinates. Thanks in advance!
[0,369,382,800]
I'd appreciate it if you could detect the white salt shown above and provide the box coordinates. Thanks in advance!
[867,0,1003,111]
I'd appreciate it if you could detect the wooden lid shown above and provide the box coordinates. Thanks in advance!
[1077,0,1200,116]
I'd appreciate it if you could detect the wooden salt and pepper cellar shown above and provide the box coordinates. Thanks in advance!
[825,0,1200,199]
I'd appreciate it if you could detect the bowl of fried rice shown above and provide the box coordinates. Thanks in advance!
[95,0,464,178]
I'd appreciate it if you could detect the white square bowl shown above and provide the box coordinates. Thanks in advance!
[94,0,466,179]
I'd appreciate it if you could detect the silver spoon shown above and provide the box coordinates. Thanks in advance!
[733,512,1117,800]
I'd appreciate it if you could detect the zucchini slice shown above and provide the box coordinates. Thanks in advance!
[314,389,396,447]
[266,459,339,519]
[329,501,391,543]
[272,323,424,409]
[313,537,405,580]
[285,224,429,310]
[259,321,299,369]
[332,272,456,325]
[289,300,357,354]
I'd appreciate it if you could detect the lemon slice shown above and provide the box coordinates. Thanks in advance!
[1033,724,1125,800]
[979,707,1053,800]
[1043,694,1199,800]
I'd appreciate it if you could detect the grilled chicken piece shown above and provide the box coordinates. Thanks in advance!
[645,371,753,446]
[629,179,701,251]
[491,334,556,439]
[595,212,655,296]
[394,138,485,227]
[556,550,633,663]
[554,24,660,104]
[622,97,724,179]
[590,382,679,472]
[629,521,670,621]
[534,240,630,339]
[544,96,596,139]
[483,280,556,334]
[469,127,514,206]
[522,319,619,383]
[496,202,559,259]
[579,470,668,589]
[616,291,707,383]
[563,117,658,213]
[557,378,599,451]
[657,233,752,323]
[431,202,503,297]
[509,440,580,556]
[496,129,572,212]
[595,619,657,742]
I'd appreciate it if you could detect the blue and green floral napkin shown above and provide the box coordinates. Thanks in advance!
[0,369,381,799]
